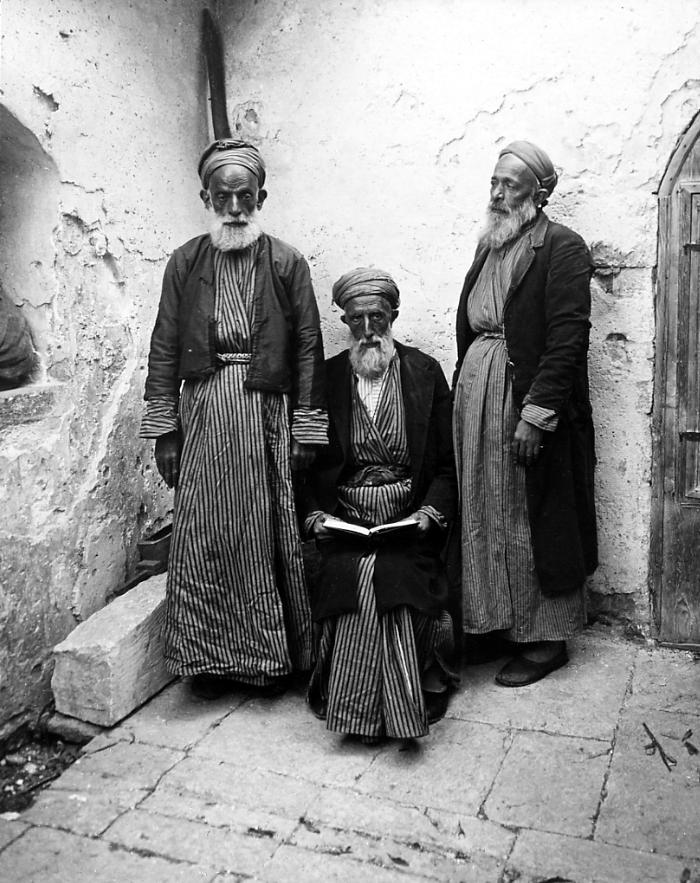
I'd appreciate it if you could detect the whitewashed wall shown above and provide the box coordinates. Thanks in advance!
[219,0,700,627]
[0,0,206,735]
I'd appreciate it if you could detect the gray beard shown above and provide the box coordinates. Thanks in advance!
[348,329,395,380]
[208,211,263,251]
[480,198,537,250]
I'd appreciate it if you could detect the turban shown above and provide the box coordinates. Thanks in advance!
[198,139,266,189]
[332,268,400,310]
[498,140,558,196]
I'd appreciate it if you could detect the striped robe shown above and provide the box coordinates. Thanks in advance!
[453,235,585,641]
[309,358,454,740]
[161,244,312,682]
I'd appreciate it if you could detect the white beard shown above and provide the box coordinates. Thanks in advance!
[208,209,263,251]
[348,329,395,380]
[480,197,537,250]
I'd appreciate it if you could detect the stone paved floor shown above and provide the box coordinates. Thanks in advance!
[1,627,700,882]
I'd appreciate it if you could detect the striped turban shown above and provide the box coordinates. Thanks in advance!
[332,268,400,310]
[198,139,266,189]
[499,140,558,196]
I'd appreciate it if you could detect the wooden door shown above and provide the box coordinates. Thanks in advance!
[652,116,700,645]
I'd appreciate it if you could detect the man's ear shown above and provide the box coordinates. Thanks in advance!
[257,188,268,210]
[340,314,348,325]
[391,309,399,324]
[200,189,211,208]
[534,187,548,208]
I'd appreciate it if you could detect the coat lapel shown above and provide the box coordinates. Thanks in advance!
[396,343,431,486]
[327,353,353,463]
[505,211,549,304]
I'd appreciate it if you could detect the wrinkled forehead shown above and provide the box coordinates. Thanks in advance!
[207,164,260,192]
[492,153,539,189]
[343,294,394,317]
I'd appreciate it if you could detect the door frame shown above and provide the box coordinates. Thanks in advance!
[650,110,700,648]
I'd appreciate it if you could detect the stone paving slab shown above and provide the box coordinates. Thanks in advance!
[290,816,506,881]
[450,631,636,740]
[256,843,428,882]
[156,755,320,819]
[192,693,379,787]
[595,706,700,859]
[302,784,515,859]
[626,644,700,716]
[76,735,185,787]
[21,774,150,836]
[141,787,300,842]
[3,631,699,882]
[0,826,214,882]
[110,680,245,750]
[508,828,700,883]
[104,808,280,877]
[355,717,508,814]
[0,818,27,850]
[484,729,611,836]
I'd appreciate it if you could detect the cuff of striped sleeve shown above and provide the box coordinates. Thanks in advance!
[291,408,329,445]
[521,402,559,433]
[304,510,325,538]
[417,505,447,530]
[140,395,180,438]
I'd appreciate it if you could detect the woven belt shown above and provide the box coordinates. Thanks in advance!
[216,352,252,364]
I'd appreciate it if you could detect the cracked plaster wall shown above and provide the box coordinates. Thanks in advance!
[220,0,700,630]
[0,0,208,736]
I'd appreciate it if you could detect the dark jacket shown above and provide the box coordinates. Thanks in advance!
[300,342,457,620]
[455,211,598,596]
[144,233,326,411]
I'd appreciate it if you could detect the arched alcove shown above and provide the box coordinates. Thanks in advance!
[651,110,700,646]
[0,105,60,385]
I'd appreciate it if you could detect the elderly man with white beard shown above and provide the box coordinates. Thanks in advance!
[301,268,458,743]
[453,140,598,687]
[141,139,327,699]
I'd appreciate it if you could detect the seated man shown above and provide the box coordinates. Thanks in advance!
[301,268,458,743]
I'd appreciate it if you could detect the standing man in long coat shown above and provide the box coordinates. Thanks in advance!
[453,140,597,687]
[141,140,327,699]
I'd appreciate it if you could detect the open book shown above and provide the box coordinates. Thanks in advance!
[322,515,418,539]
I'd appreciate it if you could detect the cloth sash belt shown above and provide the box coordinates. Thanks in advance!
[477,331,505,340]
[216,352,252,364]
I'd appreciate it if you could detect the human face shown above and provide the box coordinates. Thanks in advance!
[342,295,396,346]
[489,154,539,214]
[200,165,266,223]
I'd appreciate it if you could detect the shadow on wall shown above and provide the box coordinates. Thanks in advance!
[0,105,59,389]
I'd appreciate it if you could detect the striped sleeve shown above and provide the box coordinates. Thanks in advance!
[521,402,559,432]
[291,408,329,445]
[140,394,179,438]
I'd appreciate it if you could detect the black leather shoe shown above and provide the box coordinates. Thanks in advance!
[495,646,569,687]
[425,689,450,724]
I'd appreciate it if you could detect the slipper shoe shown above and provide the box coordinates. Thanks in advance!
[495,647,569,687]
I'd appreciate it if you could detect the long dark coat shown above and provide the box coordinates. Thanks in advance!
[300,341,457,620]
[454,211,598,596]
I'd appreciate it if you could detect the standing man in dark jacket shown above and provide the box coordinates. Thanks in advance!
[141,140,327,699]
[302,268,458,743]
[453,141,597,687]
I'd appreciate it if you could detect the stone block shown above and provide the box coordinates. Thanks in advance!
[51,573,174,726]
[45,711,107,744]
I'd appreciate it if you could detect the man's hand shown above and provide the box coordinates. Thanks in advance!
[311,513,334,539]
[154,431,182,488]
[408,511,431,535]
[291,440,316,471]
[511,418,544,467]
